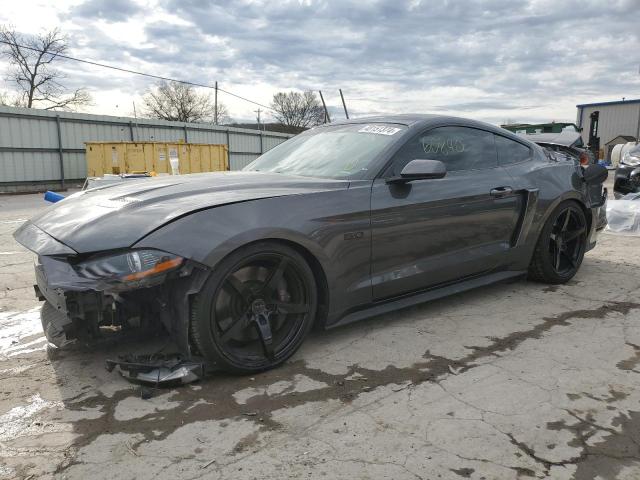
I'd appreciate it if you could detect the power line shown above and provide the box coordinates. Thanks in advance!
[0,38,275,111]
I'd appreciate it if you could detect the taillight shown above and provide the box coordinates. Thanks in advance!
[579,152,589,165]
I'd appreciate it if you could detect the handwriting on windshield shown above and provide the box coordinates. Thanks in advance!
[420,136,465,156]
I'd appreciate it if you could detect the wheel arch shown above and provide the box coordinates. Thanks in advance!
[527,196,590,283]
[540,194,592,237]
[200,237,331,330]
[522,194,591,269]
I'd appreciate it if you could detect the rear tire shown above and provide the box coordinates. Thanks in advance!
[190,241,317,374]
[528,201,588,284]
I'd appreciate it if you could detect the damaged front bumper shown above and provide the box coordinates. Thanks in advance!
[14,222,210,360]
[106,354,205,386]
[33,254,209,357]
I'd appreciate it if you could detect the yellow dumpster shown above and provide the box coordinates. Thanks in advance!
[85,142,229,177]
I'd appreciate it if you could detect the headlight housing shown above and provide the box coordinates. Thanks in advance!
[621,151,640,167]
[75,249,183,283]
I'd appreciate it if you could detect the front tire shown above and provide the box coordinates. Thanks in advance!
[528,201,588,284]
[190,241,317,374]
[41,302,74,349]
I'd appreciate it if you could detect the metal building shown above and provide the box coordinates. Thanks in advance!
[0,106,293,193]
[576,99,640,161]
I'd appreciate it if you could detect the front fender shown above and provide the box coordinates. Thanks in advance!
[134,187,374,319]
[134,204,333,271]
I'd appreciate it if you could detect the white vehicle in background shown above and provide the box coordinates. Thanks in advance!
[613,143,640,198]
[611,142,637,169]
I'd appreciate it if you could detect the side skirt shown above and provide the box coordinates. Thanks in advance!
[328,270,526,329]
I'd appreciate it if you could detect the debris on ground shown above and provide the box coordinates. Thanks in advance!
[105,353,204,387]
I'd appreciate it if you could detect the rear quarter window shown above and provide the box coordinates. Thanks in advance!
[495,135,531,166]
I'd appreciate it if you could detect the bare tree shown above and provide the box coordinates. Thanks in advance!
[0,26,91,110]
[142,81,230,124]
[271,90,324,131]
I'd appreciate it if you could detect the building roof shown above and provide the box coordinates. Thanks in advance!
[605,135,637,145]
[576,98,640,108]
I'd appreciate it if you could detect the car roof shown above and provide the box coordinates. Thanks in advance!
[328,114,534,145]
[330,113,443,126]
[332,114,509,132]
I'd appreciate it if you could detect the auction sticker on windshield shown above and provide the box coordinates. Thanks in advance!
[358,125,402,135]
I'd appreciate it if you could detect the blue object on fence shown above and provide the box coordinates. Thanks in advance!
[44,191,65,203]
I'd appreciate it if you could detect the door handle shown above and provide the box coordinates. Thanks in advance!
[490,186,513,197]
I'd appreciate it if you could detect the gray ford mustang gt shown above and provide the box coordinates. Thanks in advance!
[14,114,608,373]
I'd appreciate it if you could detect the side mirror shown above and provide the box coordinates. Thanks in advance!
[582,163,608,185]
[387,159,447,184]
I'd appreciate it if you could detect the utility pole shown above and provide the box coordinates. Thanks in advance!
[132,101,139,141]
[255,108,262,129]
[214,81,218,125]
[636,102,640,145]
[339,89,349,119]
[636,64,640,143]
[318,90,331,123]
[636,64,640,144]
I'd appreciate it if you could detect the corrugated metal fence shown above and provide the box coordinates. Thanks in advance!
[0,106,293,192]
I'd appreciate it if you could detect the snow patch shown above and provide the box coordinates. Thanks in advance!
[0,307,46,359]
[0,394,62,442]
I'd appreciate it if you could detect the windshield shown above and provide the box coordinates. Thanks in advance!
[244,123,406,179]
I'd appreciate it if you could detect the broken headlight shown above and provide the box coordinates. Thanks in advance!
[76,249,183,282]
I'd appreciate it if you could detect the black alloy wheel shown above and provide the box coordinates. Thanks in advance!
[529,201,588,284]
[548,205,587,276]
[190,242,317,373]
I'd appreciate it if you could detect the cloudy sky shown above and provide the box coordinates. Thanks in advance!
[1,0,639,125]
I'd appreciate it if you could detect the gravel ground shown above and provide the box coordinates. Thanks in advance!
[2,181,640,480]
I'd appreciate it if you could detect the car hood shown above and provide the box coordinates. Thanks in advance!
[20,171,350,254]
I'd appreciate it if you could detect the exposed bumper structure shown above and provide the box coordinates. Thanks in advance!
[106,354,205,386]
[31,249,208,358]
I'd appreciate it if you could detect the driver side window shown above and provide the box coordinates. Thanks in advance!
[389,126,498,176]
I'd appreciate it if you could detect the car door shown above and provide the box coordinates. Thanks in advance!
[370,125,522,301]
